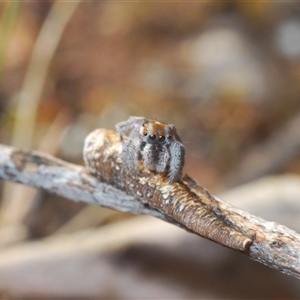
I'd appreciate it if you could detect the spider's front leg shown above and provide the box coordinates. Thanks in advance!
[168,140,185,183]
[116,116,145,173]
[121,139,140,173]
[141,143,156,171]
[156,145,170,173]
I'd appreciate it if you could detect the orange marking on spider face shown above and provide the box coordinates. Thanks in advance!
[141,120,174,139]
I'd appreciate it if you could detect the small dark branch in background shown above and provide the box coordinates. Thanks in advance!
[0,130,299,279]
[227,111,300,187]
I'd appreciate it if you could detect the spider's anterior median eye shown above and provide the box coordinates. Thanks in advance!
[158,135,165,142]
[149,134,156,140]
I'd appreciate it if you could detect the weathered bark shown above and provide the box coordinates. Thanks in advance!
[0,129,299,279]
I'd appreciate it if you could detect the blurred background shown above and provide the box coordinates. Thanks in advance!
[1,1,300,298]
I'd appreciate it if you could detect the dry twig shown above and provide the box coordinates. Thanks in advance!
[227,111,300,186]
[0,129,299,279]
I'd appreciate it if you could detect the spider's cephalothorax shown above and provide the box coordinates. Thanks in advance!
[116,116,185,183]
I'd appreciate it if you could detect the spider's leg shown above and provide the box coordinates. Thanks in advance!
[122,140,139,172]
[168,140,185,183]
[156,146,170,173]
[142,143,156,170]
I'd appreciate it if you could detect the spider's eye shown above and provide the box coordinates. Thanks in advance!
[158,135,165,142]
[143,132,147,136]
[149,134,156,140]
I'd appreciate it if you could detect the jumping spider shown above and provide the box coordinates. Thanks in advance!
[116,116,185,183]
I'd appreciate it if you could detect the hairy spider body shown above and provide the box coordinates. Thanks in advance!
[116,116,185,183]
